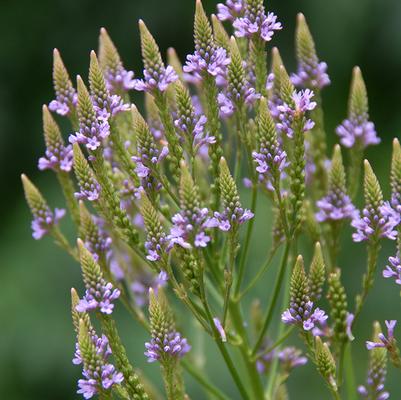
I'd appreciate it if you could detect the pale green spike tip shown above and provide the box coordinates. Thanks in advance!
[71,287,80,308]
[295,254,304,270]
[393,137,400,154]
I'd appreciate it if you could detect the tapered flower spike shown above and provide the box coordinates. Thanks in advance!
[352,160,399,242]
[390,138,401,213]
[76,239,120,314]
[315,336,337,393]
[98,27,135,92]
[167,161,217,250]
[213,157,253,232]
[89,50,129,119]
[39,105,73,172]
[76,319,123,399]
[69,76,110,151]
[49,48,77,116]
[292,13,330,90]
[21,174,66,240]
[253,96,287,191]
[327,269,350,346]
[212,14,230,50]
[133,20,178,93]
[73,144,101,201]
[145,288,189,398]
[282,255,328,332]
[218,36,260,118]
[79,201,112,262]
[140,195,167,262]
[336,67,379,149]
[316,145,356,222]
[358,322,390,399]
[308,242,325,303]
[167,47,184,78]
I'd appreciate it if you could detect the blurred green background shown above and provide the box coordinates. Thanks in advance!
[1,0,401,398]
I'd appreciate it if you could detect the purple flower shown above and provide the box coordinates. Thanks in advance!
[278,347,308,370]
[218,87,260,118]
[352,201,400,242]
[276,89,316,138]
[175,113,215,151]
[49,86,77,117]
[383,253,401,285]
[84,217,112,262]
[76,278,120,315]
[93,94,130,123]
[70,116,110,151]
[316,191,357,222]
[233,3,282,42]
[184,47,230,83]
[291,59,330,90]
[212,207,253,232]
[346,312,355,341]
[131,270,168,307]
[31,207,66,240]
[213,318,227,342]
[336,115,380,150]
[282,300,328,333]
[144,331,191,363]
[73,329,123,399]
[75,174,101,202]
[217,0,244,22]
[38,143,73,172]
[366,320,397,350]
[167,208,218,250]
[133,65,178,93]
[104,66,135,93]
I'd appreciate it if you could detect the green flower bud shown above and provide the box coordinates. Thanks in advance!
[308,242,325,303]
[315,336,337,392]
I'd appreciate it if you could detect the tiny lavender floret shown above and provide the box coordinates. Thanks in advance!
[366,320,397,351]
[383,254,401,285]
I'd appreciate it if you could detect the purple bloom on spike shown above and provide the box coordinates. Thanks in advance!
[252,145,287,187]
[73,328,123,399]
[351,201,400,242]
[144,331,191,363]
[104,66,135,93]
[282,300,328,333]
[212,207,253,232]
[291,61,330,90]
[278,347,308,370]
[383,253,401,285]
[75,175,101,202]
[38,143,73,173]
[316,191,357,222]
[233,2,282,42]
[217,0,244,22]
[213,318,227,342]
[133,65,178,93]
[76,276,120,315]
[184,47,230,84]
[31,207,66,240]
[218,86,260,119]
[70,117,110,151]
[93,94,130,123]
[336,115,379,149]
[167,207,218,250]
[276,89,316,138]
[131,271,168,307]
[366,320,397,350]
[49,87,77,117]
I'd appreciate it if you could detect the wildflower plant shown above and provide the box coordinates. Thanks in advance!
[23,1,401,399]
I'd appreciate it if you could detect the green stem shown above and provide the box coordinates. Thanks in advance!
[181,359,231,400]
[222,233,236,326]
[56,171,80,226]
[236,245,279,301]
[252,241,291,355]
[348,147,363,200]
[234,184,258,296]
[344,343,357,400]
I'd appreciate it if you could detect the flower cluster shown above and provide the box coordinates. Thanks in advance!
[216,0,244,22]
[167,207,218,249]
[316,191,356,222]
[145,331,191,363]
[233,0,282,42]
[366,320,397,351]
[282,300,328,333]
[276,89,316,138]
[383,254,401,285]
[352,202,400,242]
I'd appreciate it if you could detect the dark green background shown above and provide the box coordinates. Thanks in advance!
[1,0,401,398]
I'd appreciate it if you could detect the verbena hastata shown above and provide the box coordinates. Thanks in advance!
[22,0,401,399]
